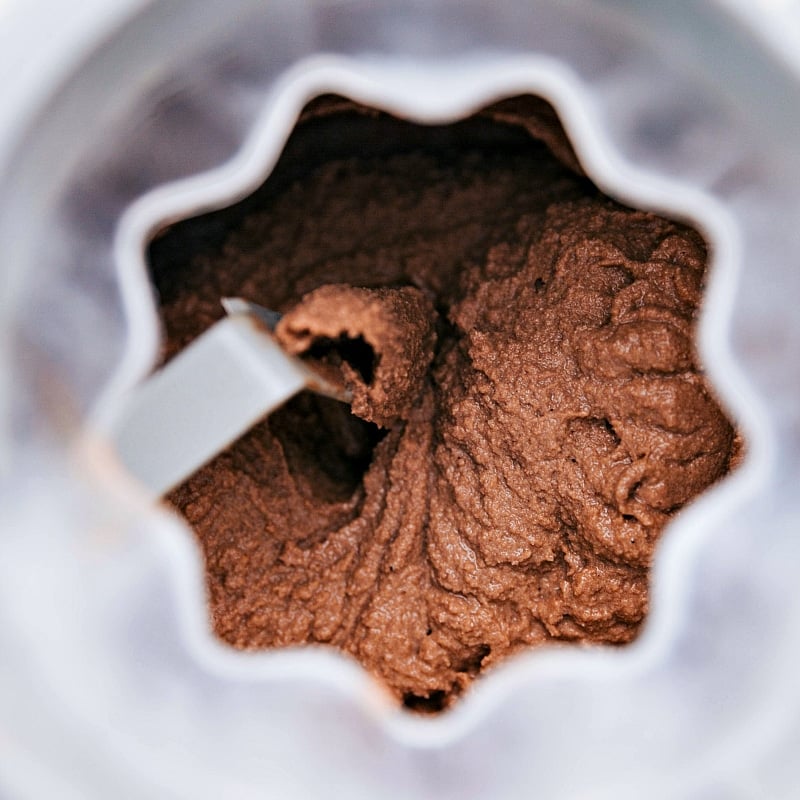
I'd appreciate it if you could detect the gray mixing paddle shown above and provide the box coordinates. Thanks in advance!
[108,298,350,499]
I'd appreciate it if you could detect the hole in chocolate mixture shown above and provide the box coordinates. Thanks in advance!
[402,690,449,714]
[455,644,492,674]
[304,333,377,384]
[147,92,741,714]
[600,417,621,446]
[268,393,385,504]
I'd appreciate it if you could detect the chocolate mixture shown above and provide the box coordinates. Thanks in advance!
[150,96,737,711]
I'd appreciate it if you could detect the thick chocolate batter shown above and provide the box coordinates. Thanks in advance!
[151,97,736,711]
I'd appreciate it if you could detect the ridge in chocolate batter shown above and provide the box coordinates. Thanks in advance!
[150,95,738,712]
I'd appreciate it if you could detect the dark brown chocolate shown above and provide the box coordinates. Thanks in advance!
[154,98,736,711]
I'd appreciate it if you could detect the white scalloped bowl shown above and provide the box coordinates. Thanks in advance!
[1,3,799,799]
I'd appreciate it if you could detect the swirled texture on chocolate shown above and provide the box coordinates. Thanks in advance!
[152,97,737,712]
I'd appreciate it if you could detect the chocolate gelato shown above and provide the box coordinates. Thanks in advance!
[150,96,737,711]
